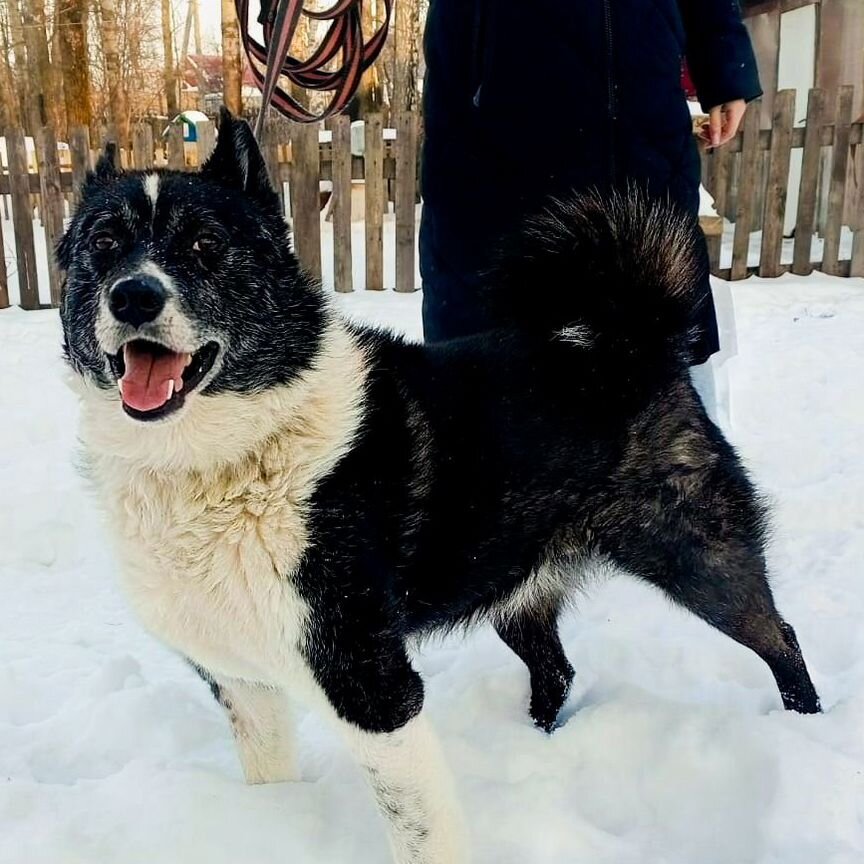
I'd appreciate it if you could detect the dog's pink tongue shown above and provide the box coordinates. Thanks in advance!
[120,344,188,412]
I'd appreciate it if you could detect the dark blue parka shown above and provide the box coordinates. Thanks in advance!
[420,0,761,362]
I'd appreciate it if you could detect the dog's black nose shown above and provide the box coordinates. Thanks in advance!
[109,276,167,328]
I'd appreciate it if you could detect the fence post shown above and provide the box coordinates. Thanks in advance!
[822,86,854,276]
[852,127,864,277]
[364,114,384,290]
[0,213,8,308]
[36,125,66,307]
[759,89,796,278]
[730,100,762,280]
[195,120,217,165]
[704,143,729,275]
[331,115,353,293]
[167,124,185,170]
[261,119,285,213]
[395,111,418,293]
[69,125,92,206]
[792,89,827,276]
[132,124,155,170]
[6,126,40,309]
[289,122,322,282]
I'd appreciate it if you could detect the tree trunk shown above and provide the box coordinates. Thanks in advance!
[0,13,20,129]
[20,0,54,132]
[355,0,384,117]
[161,0,178,116]
[57,0,93,132]
[221,0,243,115]
[6,0,31,131]
[99,0,129,146]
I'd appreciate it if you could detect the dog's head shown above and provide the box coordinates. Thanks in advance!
[59,109,326,429]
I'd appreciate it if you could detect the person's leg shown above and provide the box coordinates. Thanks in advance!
[419,204,497,342]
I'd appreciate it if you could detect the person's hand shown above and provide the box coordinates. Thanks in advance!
[699,99,747,149]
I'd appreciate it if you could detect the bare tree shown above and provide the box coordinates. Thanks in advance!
[160,0,178,116]
[21,0,59,132]
[221,0,242,114]
[98,0,130,144]
[57,0,93,131]
[6,0,30,130]
[355,0,383,116]
[0,5,20,129]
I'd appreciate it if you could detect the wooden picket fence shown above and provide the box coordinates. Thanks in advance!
[2,89,864,313]
[0,111,420,311]
[701,86,864,280]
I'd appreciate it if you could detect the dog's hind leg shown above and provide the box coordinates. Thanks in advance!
[495,611,575,732]
[194,667,298,783]
[603,491,821,714]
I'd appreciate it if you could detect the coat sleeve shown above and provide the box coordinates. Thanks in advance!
[678,0,762,111]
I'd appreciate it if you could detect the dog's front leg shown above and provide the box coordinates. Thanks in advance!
[197,669,298,784]
[306,632,469,863]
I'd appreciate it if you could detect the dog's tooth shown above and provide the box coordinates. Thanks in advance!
[174,376,184,393]
[166,379,175,401]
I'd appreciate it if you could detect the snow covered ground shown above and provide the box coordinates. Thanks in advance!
[1,268,863,863]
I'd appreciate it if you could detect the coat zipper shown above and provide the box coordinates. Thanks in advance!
[603,0,618,180]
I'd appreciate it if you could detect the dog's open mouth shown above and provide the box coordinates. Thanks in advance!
[109,340,220,421]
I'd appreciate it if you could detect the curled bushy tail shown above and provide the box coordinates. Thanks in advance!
[488,190,708,369]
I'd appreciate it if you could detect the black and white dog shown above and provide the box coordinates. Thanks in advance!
[58,111,820,863]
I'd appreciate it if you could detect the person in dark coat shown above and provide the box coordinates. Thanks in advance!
[420,0,761,366]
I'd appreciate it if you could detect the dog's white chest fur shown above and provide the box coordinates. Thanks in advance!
[78,322,369,684]
[101,446,310,682]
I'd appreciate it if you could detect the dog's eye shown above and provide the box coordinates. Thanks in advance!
[192,233,222,254]
[92,233,119,252]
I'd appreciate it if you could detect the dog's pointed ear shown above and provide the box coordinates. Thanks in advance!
[201,107,280,212]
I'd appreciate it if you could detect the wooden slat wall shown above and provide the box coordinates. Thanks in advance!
[6,99,864,311]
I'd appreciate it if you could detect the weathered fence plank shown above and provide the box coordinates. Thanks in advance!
[0,212,8,308]
[395,112,418,293]
[792,89,827,276]
[364,114,385,291]
[6,127,40,309]
[731,100,763,280]
[36,125,65,306]
[331,115,353,293]
[167,124,185,170]
[195,121,217,165]
[822,86,854,276]
[132,125,155,171]
[704,142,730,273]
[261,120,285,213]
[759,89,796,278]
[69,125,91,205]
[289,122,322,281]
